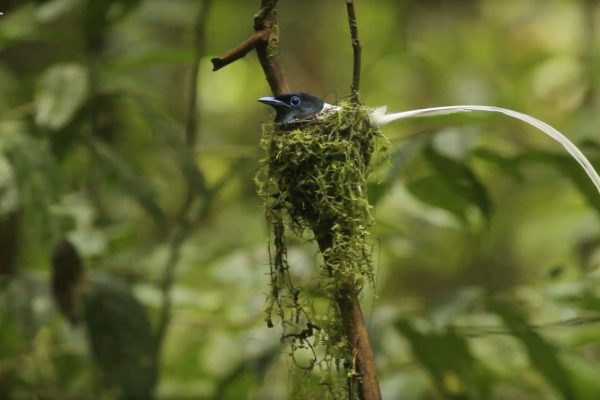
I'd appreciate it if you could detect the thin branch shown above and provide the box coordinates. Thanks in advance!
[211,0,289,94]
[458,315,600,337]
[155,0,213,350]
[211,30,269,71]
[346,0,362,102]
[187,1,211,148]
[255,34,290,94]
[254,0,290,94]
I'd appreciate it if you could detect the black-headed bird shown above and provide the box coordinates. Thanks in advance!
[258,92,600,195]
[258,93,326,124]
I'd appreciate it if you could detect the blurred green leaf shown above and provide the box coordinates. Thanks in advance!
[127,95,207,194]
[1,275,53,341]
[83,134,165,225]
[84,277,157,399]
[518,150,600,215]
[492,303,576,400]
[429,287,484,328]
[83,0,142,46]
[35,64,89,130]
[560,353,600,400]
[35,0,80,22]
[214,346,279,400]
[396,319,492,399]
[406,174,473,222]
[575,294,600,313]
[3,132,62,253]
[368,135,427,205]
[471,147,523,181]
[423,144,492,219]
[0,306,25,358]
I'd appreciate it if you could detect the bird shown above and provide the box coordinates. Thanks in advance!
[258,92,326,123]
[258,92,600,195]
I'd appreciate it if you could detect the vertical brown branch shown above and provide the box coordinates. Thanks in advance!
[337,287,381,400]
[156,0,213,351]
[343,2,382,399]
[0,212,19,278]
[254,0,290,94]
[346,0,362,102]
[317,233,382,400]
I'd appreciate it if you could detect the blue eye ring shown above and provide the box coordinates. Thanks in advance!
[290,95,301,106]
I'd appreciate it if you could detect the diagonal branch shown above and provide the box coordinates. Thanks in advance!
[211,0,289,94]
[211,30,269,71]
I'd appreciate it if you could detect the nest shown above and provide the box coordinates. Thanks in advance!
[257,102,385,301]
[256,102,386,398]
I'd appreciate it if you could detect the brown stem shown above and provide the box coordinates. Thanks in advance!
[346,0,362,102]
[255,34,290,95]
[211,0,289,95]
[317,233,382,400]
[156,0,212,350]
[0,212,19,278]
[337,287,381,400]
[211,30,269,71]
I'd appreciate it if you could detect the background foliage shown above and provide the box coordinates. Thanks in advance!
[1,0,599,399]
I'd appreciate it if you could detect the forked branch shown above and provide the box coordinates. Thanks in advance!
[211,0,289,94]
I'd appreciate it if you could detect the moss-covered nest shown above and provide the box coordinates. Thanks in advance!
[257,102,386,318]
[256,102,387,398]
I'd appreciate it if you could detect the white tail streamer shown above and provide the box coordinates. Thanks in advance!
[371,105,600,196]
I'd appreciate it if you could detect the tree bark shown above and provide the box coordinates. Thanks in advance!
[316,230,381,400]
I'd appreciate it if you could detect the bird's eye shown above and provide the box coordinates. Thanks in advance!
[290,96,301,106]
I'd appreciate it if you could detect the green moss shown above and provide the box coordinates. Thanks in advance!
[255,103,386,398]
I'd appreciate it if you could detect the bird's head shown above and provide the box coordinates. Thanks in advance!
[258,92,324,124]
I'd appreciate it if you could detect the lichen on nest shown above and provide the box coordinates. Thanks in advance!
[256,102,387,327]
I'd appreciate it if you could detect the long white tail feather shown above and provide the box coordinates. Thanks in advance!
[371,105,600,196]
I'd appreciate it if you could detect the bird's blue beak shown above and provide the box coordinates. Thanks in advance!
[258,96,291,108]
